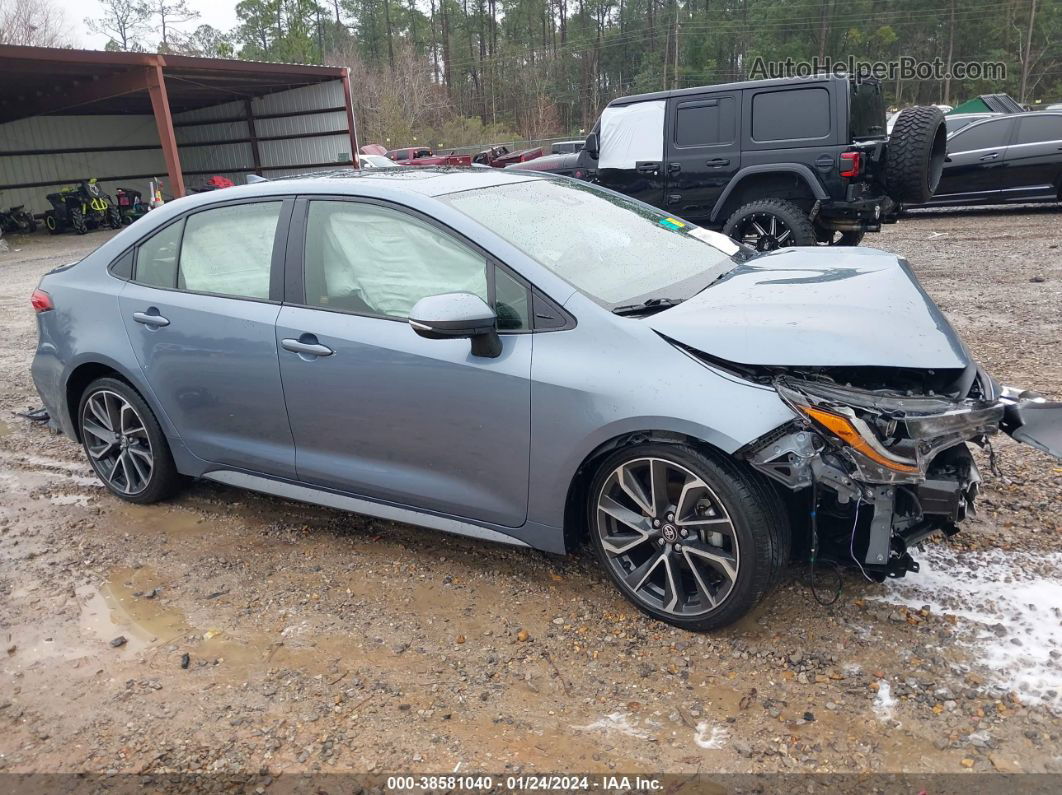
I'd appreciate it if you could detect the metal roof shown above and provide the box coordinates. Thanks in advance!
[0,45,348,123]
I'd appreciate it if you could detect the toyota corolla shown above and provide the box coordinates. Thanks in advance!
[30,169,1062,630]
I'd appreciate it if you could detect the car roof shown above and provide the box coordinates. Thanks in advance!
[608,73,848,107]
[162,167,547,209]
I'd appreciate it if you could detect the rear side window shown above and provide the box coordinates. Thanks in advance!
[1015,115,1062,144]
[674,97,736,147]
[177,202,281,299]
[752,88,830,142]
[134,220,183,288]
[949,119,1013,152]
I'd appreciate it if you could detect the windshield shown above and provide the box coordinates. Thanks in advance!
[440,179,740,307]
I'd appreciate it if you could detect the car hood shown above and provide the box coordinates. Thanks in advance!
[647,247,969,369]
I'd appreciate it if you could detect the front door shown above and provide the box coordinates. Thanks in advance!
[118,199,296,477]
[594,100,669,209]
[933,117,1016,204]
[276,198,533,528]
[663,92,740,223]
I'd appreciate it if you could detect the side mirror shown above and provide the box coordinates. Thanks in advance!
[583,132,599,158]
[409,293,501,358]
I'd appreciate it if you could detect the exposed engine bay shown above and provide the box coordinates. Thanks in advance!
[721,360,1062,581]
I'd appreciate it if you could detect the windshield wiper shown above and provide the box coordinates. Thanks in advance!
[611,297,686,316]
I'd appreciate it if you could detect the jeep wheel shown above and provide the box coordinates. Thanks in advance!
[722,199,818,251]
[815,228,865,246]
[886,106,947,204]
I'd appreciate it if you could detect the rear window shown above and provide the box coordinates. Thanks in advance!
[752,87,830,142]
[1015,115,1062,144]
[674,97,736,147]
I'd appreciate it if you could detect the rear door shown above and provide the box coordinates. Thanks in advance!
[118,198,296,477]
[1001,114,1062,201]
[664,92,740,223]
[932,117,1016,204]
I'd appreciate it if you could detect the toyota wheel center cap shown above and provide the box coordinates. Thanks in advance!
[661,523,679,543]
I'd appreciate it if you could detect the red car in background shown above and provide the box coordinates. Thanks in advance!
[386,147,473,167]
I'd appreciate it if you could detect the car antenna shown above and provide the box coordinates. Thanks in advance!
[246,174,269,184]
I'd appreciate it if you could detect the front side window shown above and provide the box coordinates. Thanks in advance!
[441,178,739,308]
[303,201,489,320]
[135,220,183,288]
[949,119,1013,153]
[177,202,281,299]
[675,97,736,147]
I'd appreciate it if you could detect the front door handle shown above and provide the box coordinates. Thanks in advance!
[132,310,169,327]
[281,337,334,357]
[979,152,1000,161]
[706,158,730,167]
[635,161,661,174]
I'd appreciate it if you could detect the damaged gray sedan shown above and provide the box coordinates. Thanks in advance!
[30,170,1061,631]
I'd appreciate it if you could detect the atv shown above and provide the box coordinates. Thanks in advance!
[44,179,122,235]
[0,198,38,235]
[114,187,148,225]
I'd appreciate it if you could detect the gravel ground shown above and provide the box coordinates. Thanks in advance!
[0,206,1060,780]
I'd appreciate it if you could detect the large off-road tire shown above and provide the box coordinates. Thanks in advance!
[722,198,818,251]
[69,207,88,235]
[588,442,790,632]
[44,212,62,235]
[107,206,122,229]
[885,106,947,204]
[78,377,181,504]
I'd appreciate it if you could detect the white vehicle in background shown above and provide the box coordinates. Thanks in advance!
[360,154,399,169]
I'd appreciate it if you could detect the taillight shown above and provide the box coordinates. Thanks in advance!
[839,151,862,179]
[31,288,53,312]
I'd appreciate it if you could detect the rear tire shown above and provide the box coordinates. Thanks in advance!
[722,199,818,251]
[107,206,122,229]
[78,377,181,504]
[886,106,947,203]
[588,443,790,632]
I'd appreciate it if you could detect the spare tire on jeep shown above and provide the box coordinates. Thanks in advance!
[885,106,947,204]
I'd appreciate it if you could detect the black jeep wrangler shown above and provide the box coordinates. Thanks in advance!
[578,74,946,249]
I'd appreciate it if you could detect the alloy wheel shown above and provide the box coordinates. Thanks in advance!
[595,457,740,617]
[735,212,792,251]
[81,390,154,495]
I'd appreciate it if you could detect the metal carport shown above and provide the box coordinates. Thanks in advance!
[0,45,359,216]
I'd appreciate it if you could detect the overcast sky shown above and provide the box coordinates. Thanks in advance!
[60,0,240,50]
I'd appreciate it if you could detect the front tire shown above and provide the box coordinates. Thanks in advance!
[722,199,818,251]
[78,377,181,504]
[70,207,88,235]
[588,443,790,631]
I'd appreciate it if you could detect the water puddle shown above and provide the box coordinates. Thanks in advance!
[111,503,212,538]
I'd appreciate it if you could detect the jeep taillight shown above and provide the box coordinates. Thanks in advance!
[31,288,53,312]
[839,151,862,179]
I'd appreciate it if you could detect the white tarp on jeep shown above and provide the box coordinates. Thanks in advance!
[598,100,666,170]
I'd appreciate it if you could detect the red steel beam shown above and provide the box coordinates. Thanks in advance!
[340,69,360,168]
[146,63,186,198]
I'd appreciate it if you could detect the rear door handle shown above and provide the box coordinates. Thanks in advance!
[667,162,682,174]
[979,152,1000,161]
[132,310,169,327]
[706,158,730,167]
[281,337,334,357]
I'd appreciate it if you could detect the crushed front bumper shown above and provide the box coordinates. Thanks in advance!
[741,375,1062,576]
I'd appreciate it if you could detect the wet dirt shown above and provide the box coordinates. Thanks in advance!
[0,210,1060,777]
